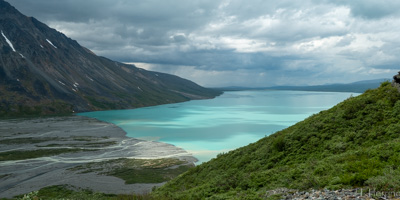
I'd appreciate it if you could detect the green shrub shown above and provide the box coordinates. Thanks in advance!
[152,82,400,199]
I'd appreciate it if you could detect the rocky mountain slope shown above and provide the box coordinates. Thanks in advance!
[0,0,221,117]
[153,80,400,199]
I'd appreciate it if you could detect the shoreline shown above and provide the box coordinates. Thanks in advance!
[0,116,197,198]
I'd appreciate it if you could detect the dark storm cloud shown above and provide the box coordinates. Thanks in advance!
[6,0,400,87]
[8,0,218,28]
[8,0,108,22]
[110,48,288,71]
[332,0,400,19]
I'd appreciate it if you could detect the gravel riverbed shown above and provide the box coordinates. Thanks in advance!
[0,116,196,199]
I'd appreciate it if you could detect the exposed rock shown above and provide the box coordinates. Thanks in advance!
[392,71,400,92]
[0,0,221,117]
[265,188,397,200]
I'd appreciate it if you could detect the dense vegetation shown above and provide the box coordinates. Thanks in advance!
[152,82,400,199]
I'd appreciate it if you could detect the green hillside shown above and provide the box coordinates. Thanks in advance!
[153,82,400,199]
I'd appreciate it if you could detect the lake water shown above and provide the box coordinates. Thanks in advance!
[78,90,356,163]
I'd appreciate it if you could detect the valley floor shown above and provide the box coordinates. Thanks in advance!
[0,116,196,199]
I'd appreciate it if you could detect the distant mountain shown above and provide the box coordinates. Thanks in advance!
[267,79,388,93]
[0,0,221,117]
[217,79,388,93]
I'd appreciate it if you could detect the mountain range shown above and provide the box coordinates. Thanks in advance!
[0,0,221,117]
[217,79,387,93]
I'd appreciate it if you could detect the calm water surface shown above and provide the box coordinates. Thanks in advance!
[79,90,357,163]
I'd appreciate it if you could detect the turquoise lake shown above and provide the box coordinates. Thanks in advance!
[78,90,357,163]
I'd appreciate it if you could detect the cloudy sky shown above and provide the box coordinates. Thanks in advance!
[8,0,400,87]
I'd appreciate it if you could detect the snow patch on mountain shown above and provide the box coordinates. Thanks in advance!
[58,81,66,86]
[1,30,16,52]
[86,75,94,81]
[46,39,57,49]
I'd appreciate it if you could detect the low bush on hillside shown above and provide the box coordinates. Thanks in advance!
[152,82,400,199]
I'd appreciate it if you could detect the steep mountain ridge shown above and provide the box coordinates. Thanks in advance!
[0,0,221,117]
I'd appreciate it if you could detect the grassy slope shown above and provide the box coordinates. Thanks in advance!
[153,82,400,199]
